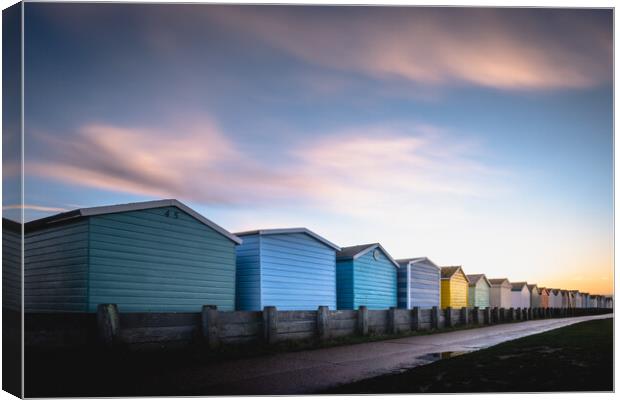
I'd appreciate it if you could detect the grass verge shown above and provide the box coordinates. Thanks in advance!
[323,318,613,393]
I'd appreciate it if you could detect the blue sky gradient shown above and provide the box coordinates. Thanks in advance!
[18,4,613,293]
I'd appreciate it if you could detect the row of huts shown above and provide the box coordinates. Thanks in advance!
[3,199,613,313]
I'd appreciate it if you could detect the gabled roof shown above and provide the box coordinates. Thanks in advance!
[235,227,340,251]
[440,266,469,282]
[336,243,399,268]
[396,257,440,270]
[466,274,491,288]
[538,287,549,295]
[527,284,538,292]
[511,282,529,292]
[489,278,511,286]
[24,199,243,244]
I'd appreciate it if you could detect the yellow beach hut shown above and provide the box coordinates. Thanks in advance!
[440,266,470,308]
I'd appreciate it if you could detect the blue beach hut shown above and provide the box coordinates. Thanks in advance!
[397,257,441,309]
[336,243,399,310]
[24,199,242,312]
[234,228,340,311]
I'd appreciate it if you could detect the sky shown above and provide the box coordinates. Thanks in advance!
[13,4,613,294]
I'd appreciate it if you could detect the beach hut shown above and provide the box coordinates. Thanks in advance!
[235,227,340,311]
[440,266,469,309]
[24,199,242,312]
[396,257,440,309]
[549,289,562,308]
[568,291,576,308]
[572,291,583,308]
[489,278,512,308]
[511,282,531,309]
[538,287,549,309]
[604,296,613,309]
[561,290,570,308]
[582,293,590,309]
[466,274,491,308]
[336,243,399,310]
[528,284,540,308]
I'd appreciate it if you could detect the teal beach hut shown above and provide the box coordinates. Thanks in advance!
[234,228,340,311]
[466,274,491,308]
[336,243,399,310]
[24,199,241,312]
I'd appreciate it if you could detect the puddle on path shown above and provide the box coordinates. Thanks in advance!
[392,350,473,374]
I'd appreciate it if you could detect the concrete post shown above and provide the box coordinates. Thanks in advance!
[317,306,330,341]
[528,308,533,320]
[484,307,492,325]
[358,306,369,336]
[431,306,439,329]
[97,304,120,348]
[445,307,453,328]
[461,307,469,325]
[201,305,220,349]
[388,307,397,334]
[411,307,421,331]
[499,308,506,322]
[492,307,499,324]
[473,307,480,324]
[508,307,514,321]
[263,306,278,344]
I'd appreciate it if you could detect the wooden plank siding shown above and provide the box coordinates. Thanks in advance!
[352,250,397,310]
[24,220,89,312]
[489,280,512,308]
[336,260,355,310]
[441,269,468,308]
[511,285,531,309]
[3,221,22,311]
[87,206,237,312]
[235,235,261,311]
[236,231,337,311]
[397,259,440,309]
[468,280,490,308]
[261,233,336,310]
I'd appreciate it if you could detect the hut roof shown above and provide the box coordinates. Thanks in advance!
[236,227,340,250]
[527,284,538,291]
[511,281,529,291]
[440,266,469,282]
[336,243,399,267]
[488,278,511,286]
[466,274,491,287]
[25,199,243,244]
[396,257,440,270]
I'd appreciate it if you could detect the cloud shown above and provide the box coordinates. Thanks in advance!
[28,119,307,205]
[3,204,69,213]
[28,119,507,219]
[207,7,611,90]
[291,125,508,217]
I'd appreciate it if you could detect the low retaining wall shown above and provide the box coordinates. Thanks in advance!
[23,306,613,350]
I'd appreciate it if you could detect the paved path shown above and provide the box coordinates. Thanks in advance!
[167,314,613,395]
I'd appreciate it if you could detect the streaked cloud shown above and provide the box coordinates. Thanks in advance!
[207,7,611,90]
[28,120,307,205]
[27,120,506,215]
[3,204,69,213]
